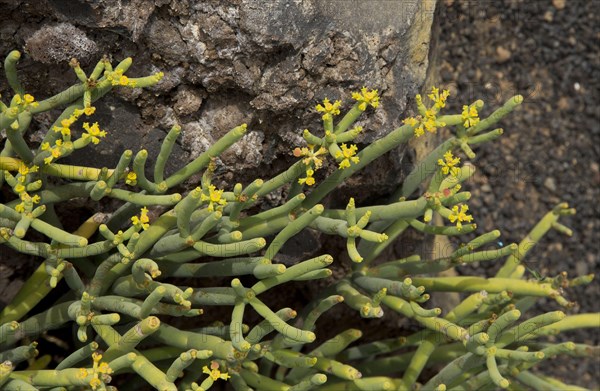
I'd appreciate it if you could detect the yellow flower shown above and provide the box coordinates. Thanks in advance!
[201,185,227,211]
[32,195,41,204]
[335,143,360,169]
[293,144,328,169]
[13,94,22,105]
[462,105,480,128]
[448,204,473,230]
[118,75,129,86]
[428,87,450,109]
[14,203,25,213]
[43,140,64,165]
[82,351,112,390]
[84,106,96,116]
[203,361,231,382]
[352,87,380,111]
[438,151,461,177]
[131,207,150,230]
[298,169,316,186]
[404,108,446,138]
[53,118,74,136]
[14,183,25,194]
[125,171,137,186]
[98,362,112,375]
[23,94,35,104]
[315,98,342,121]
[82,122,107,144]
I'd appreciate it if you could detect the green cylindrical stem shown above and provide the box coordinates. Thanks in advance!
[467,128,503,145]
[161,257,263,277]
[192,237,266,257]
[165,124,247,188]
[334,104,363,134]
[457,243,517,264]
[409,219,476,236]
[240,368,290,391]
[486,309,521,342]
[246,307,296,344]
[155,124,181,183]
[238,193,305,230]
[104,316,161,361]
[1,301,73,347]
[264,204,324,261]
[312,357,361,380]
[252,255,333,295]
[229,178,263,222]
[153,324,235,361]
[267,349,317,368]
[140,286,167,318]
[249,297,315,343]
[175,187,202,237]
[0,342,38,364]
[466,95,523,136]
[4,51,24,94]
[230,300,251,352]
[107,150,133,188]
[6,113,34,162]
[253,263,286,279]
[411,277,560,297]
[133,149,163,193]
[497,204,571,278]
[55,341,99,370]
[496,311,565,346]
[451,230,501,259]
[486,352,509,388]
[166,349,199,383]
[288,374,327,391]
[336,280,382,318]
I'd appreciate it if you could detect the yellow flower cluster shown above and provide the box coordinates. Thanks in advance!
[336,143,360,169]
[40,139,64,165]
[13,93,39,109]
[106,69,137,87]
[201,185,227,211]
[202,361,231,382]
[78,352,113,390]
[294,144,328,186]
[315,98,342,121]
[428,87,450,109]
[125,171,137,186]
[462,105,480,128]
[131,207,150,230]
[352,87,380,111]
[9,164,41,213]
[82,122,107,144]
[448,204,473,230]
[294,144,327,169]
[438,151,461,177]
[298,168,315,186]
[404,86,450,137]
[53,106,96,137]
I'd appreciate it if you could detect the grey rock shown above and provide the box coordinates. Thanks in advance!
[25,23,98,64]
[1,0,437,197]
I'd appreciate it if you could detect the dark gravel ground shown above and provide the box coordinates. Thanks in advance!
[437,0,600,387]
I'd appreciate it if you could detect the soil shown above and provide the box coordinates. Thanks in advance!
[437,0,600,387]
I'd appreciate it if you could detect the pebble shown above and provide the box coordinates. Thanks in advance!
[576,261,588,276]
[552,0,566,10]
[495,46,511,63]
[544,177,557,192]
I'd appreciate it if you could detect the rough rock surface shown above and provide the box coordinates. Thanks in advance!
[0,0,437,303]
